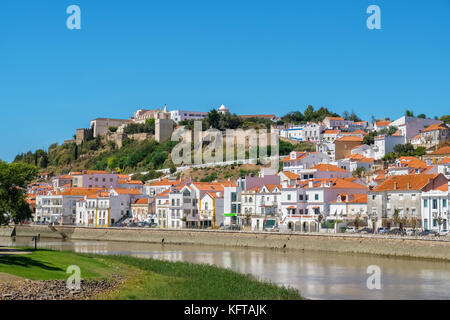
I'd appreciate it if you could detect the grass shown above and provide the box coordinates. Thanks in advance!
[0,249,302,300]
[0,249,118,280]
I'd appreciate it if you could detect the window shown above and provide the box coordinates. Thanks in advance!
[443,199,447,208]
[299,195,303,201]
[433,199,438,210]
[287,194,291,201]
[315,194,319,201]
[424,199,428,208]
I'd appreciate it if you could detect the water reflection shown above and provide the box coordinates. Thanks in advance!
[1,237,449,300]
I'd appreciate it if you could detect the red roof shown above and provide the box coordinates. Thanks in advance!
[431,146,450,155]
[373,174,440,191]
[336,136,363,142]
[310,164,348,172]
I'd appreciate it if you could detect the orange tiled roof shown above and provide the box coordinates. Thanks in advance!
[260,184,281,192]
[59,188,105,196]
[336,136,363,142]
[112,188,142,195]
[397,156,427,169]
[422,123,448,132]
[280,171,300,180]
[376,121,392,127]
[306,178,367,190]
[435,184,449,192]
[155,189,170,198]
[326,117,344,121]
[373,174,439,191]
[311,164,348,172]
[281,152,309,162]
[333,194,367,203]
[135,198,149,204]
[323,130,339,134]
[204,192,224,199]
[431,146,450,155]
[438,157,450,164]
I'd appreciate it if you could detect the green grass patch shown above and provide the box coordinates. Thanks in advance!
[0,249,302,300]
[100,255,301,300]
[0,249,118,280]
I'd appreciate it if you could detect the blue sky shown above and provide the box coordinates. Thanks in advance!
[1,0,449,162]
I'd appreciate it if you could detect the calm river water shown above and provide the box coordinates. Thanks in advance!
[1,236,449,300]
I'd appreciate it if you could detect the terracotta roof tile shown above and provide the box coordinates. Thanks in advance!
[373,174,439,191]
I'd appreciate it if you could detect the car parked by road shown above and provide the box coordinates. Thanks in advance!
[376,227,388,234]
[345,227,357,233]
[438,229,449,236]
[418,230,439,237]
[264,225,279,232]
[406,229,419,236]
[359,227,373,234]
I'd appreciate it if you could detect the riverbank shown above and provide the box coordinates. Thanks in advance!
[2,225,450,261]
[0,248,302,300]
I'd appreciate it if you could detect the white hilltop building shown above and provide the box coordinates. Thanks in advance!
[218,104,229,115]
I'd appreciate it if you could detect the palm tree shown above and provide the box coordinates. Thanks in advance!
[436,215,443,234]
[317,214,323,233]
[354,213,361,229]
[392,209,401,228]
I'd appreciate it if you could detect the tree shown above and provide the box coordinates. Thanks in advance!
[440,115,450,124]
[392,209,401,228]
[363,131,378,145]
[206,109,221,129]
[417,114,426,119]
[352,167,366,178]
[436,215,443,233]
[0,161,38,225]
[405,110,414,117]
[303,105,315,122]
[353,213,361,229]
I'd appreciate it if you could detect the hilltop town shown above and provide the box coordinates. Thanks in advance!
[18,105,450,234]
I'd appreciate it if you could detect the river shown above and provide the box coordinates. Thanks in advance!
[1,236,449,299]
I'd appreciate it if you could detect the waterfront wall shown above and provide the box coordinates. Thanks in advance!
[3,225,450,261]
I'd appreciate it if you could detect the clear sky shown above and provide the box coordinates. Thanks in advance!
[1,0,449,162]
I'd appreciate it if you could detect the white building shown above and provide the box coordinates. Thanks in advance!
[373,134,404,160]
[421,182,449,231]
[170,110,209,123]
[281,151,329,174]
[280,123,323,143]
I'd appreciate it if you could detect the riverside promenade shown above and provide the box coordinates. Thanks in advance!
[2,225,450,261]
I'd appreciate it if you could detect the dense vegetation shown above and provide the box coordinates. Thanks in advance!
[92,139,178,173]
[383,143,426,161]
[0,161,37,224]
[123,118,156,135]
[280,105,342,124]
[363,126,398,145]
